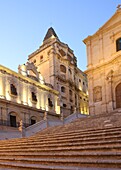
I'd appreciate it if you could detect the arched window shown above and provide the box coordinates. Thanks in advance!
[60,65,66,73]
[61,86,66,93]
[31,92,37,102]
[68,68,72,74]
[63,104,67,107]
[48,98,53,107]
[10,84,17,96]
[69,89,72,96]
[116,38,121,52]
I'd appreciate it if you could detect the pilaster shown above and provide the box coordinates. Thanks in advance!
[88,76,95,115]
[87,40,93,69]
[48,46,56,88]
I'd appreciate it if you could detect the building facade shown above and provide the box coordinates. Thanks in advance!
[0,63,60,128]
[84,6,121,115]
[28,27,88,116]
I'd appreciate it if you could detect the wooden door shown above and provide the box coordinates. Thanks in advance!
[116,83,121,108]
[10,115,16,127]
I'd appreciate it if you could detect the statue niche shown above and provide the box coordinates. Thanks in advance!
[93,86,102,102]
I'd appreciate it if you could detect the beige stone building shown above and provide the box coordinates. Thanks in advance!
[84,6,121,115]
[0,63,60,128]
[28,27,88,116]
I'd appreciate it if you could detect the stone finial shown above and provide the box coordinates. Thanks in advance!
[117,4,121,9]
[19,120,25,137]
[19,120,23,132]
[74,107,77,114]
[44,111,47,121]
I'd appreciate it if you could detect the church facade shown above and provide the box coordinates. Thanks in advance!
[28,27,88,116]
[84,6,121,115]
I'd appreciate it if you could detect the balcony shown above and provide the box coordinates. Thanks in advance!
[56,74,66,82]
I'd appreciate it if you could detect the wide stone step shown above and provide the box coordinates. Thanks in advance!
[30,130,121,141]
[0,139,121,150]
[0,161,80,170]
[0,151,121,159]
[0,126,121,146]
[0,157,121,169]
[0,144,121,153]
[0,134,120,148]
[0,129,121,148]
[32,126,121,138]
[38,125,121,136]
[1,125,120,144]
[0,161,120,170]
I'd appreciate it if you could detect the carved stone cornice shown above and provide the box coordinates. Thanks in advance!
[85,51,121,74]
[0,65,59,95]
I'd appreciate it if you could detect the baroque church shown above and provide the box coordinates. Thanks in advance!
[0,6,121,170]
[28,27,89,116]
[84,6,121,115]
[0,27,88,129]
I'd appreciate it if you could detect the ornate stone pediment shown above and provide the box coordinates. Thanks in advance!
[97,8,121,33]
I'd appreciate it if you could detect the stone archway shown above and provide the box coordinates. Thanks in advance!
[116,83,121,108]
[30,116,37,125]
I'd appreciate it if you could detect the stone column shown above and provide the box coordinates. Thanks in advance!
[88,76,95,115]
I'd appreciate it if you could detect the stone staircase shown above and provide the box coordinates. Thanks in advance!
[0,119,121,170]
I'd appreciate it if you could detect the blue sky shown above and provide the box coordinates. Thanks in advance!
[0,0,120,72]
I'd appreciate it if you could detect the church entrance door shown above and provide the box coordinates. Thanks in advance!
[116,83,121,108]
[10,115,16,127]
